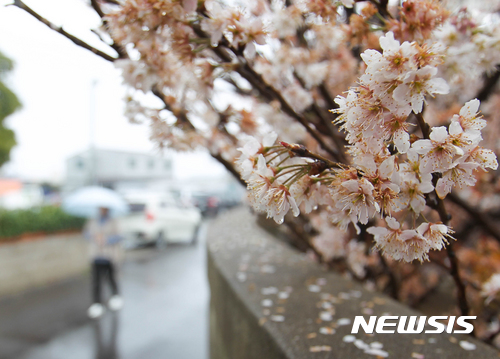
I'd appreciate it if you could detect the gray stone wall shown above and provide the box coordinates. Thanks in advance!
[207,208,499,359]
[0,233,88,298]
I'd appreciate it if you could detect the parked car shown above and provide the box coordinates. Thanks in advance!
[119,192,202,248]
[192,193,220,217]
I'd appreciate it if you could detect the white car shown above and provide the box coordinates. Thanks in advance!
[119,192,202,248]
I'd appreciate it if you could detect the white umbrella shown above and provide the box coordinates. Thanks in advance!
[62,186,129,218]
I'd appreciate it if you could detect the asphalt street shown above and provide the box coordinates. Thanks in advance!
[1,223,209,359]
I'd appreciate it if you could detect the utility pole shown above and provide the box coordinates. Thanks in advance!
[89,79,98,186]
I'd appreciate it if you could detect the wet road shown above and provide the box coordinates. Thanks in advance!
[10,224,209,359]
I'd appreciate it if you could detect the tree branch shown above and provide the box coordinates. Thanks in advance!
[89,0,129,59]
[379,252,399,300]
[476,65,500,103]
[12,0,117,62]
[283,218,325,263]
[280,141,341,170]
[190,24,342,162]
[211,153,246,187]
[447,192,500,242]
[416,110,470,316]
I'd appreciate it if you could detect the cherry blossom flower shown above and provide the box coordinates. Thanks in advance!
[397,175,434,213]
[361,32,417,77]
[399,148,432,182]
[261,185,300,224]
[271,4,303,39]
[398,230,431,263]
[247,155,274,209]
[412,126,465,174]
[392,66,450,113]
[201,1,230,46]
[115,59,159,93]
[346,240,367,278]
[380,112,413,154]
[453,99,486,135]
[435,162,479,199]
[332,178,380,225]
[326,205,359,234]
[357,156,400,216]
[467,146,499,172]
[291,176,331,214]
[312,227,347,262]
[367,217,417,261]
[416,222,452,251]
[386,0,449,42]
[482,274,500,305]
[236,132,278,180]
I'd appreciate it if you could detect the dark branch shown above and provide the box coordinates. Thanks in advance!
[416,110,470,316]
[280,141,340,169]
[476,65,500,103]
[12,0,116,62]
[447,192,500,242]
[190,24,342,162]
[89,0,129,59]
[379,252,399,300]
[211,153,246,187]
[283,218,325,263]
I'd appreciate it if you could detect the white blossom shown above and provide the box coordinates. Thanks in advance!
[482,274,500,304]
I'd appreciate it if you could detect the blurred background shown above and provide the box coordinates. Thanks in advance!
[0,1,244,358]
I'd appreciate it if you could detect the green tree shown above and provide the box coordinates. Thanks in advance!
[0,51,20,167]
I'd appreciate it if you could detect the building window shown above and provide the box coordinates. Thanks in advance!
[148,159,155,169]
[76,158,85,169]
[129,158,136,168]
[164,160,171,170]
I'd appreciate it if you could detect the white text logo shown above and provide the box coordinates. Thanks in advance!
[351,316,476,334]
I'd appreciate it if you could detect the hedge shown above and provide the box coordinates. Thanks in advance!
[0,206,85,239]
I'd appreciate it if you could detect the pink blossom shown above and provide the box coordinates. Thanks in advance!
[482,274,500,305]
[412,126,464,173]
[332,178,379,225]
[392,66,450,113]
[416,223,452,251]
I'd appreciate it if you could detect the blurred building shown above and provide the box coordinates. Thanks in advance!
[0,179,44,210]
[65,149,172,192]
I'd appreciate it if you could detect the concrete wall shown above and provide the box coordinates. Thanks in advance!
[0,234,88,298]
[207,208,499,359]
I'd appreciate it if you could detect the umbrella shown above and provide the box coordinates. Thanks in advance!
[62,186,129,218]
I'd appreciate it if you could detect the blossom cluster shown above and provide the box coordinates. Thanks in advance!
[330,33,496,262]
[97,0,500,311]
[239,29,497,264]
[13,0,500,346]
[100,0,500,272]
[431,8,500,100]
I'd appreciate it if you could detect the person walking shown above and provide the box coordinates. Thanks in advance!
[85,206,124,319]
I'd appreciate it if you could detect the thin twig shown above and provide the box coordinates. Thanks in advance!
[283,218,324,263]
[12,0,116,62]
[447,192,500,242]
[212,153,246,187]
[89,0,129,59]
[476,65,500,103]
[280,142,340,170]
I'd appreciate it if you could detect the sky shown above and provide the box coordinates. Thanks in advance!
[0,0,227,183]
